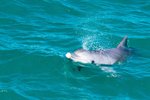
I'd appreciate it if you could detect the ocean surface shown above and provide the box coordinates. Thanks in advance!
[0,0,150,100]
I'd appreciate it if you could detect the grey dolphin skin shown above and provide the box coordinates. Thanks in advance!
[66,36,132,65]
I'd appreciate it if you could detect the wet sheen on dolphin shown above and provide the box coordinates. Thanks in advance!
[66,36,133,65]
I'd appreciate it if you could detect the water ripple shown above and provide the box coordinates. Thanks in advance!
[0,0,150,99]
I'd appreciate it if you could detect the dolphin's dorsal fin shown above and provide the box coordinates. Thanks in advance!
[117,36,128,48]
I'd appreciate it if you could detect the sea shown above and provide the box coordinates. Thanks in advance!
[0,0,150,100]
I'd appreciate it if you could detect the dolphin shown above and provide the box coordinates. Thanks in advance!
[66,36,132,65]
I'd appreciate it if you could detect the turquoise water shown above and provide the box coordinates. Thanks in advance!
[0,0,150,99]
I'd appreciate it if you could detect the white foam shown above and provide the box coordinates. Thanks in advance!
[101,67,116,73]
[81,34,113,51]
[82,35,105,50]
[100,66,119,77]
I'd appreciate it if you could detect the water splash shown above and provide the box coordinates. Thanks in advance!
[82,34,114,50]
[100,66,119,77]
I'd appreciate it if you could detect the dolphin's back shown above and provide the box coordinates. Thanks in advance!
[91,48,129,65]
[89,49,118,65]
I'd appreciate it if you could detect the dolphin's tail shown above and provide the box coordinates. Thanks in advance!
[117,36,128,48]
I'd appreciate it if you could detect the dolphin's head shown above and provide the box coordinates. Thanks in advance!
[66,49,92,63]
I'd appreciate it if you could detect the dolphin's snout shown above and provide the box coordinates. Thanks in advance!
[66,52,72,59]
